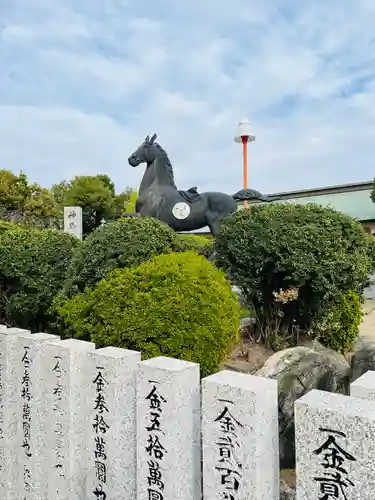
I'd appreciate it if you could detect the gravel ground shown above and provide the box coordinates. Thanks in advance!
[359,299,375,339]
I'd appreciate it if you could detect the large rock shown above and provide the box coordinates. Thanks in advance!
[231,285,247,307]
[257,343,350,468]
[350,336,375,382]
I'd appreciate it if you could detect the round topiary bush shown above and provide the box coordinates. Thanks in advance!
[173,233,214,258]
[0,226,80,331]
[57,251,240,376]
[62,216,176,297]
[311,290,363,352]
[215,203,375,348]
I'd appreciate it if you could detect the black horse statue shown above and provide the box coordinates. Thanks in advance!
[128,134,271,236]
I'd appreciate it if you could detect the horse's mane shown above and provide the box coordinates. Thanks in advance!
[154,142,177,188]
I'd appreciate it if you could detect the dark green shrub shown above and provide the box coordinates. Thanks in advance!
[311,290,363,352]
[62,216,176,297]
[173,233,214,258]
[215,203,375,348]
[57,251,240,376]
[0,226,79,331]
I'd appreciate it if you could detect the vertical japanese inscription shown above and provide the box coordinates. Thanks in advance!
[21,345,32,496]
[214,399,244,500]
[313,427,356,500]
[51,355,65,485]
[67,209,77,230]
[92,367,109,500]
[145,380,167,500]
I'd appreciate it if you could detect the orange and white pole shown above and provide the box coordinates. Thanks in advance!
[234,119,256,209]
[242,136,248,208]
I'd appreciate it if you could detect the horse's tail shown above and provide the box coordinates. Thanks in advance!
[232,188,272,202]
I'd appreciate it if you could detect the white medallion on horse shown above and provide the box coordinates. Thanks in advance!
[172,202,191,220]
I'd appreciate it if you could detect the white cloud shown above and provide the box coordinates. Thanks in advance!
[1,23,90,44]
[0,0,375,196]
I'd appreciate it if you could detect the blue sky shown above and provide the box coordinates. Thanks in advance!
[1,0,375,195]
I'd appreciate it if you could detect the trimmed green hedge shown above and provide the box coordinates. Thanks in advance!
[57,251,240,376]
[173,233,214,258]
[215,203,375,347]
[312,290,363,352]
[0,220,20,234]
[0,226,79,331]
[62,216,176,297]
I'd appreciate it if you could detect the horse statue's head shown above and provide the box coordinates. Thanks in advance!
[128,133,158,167]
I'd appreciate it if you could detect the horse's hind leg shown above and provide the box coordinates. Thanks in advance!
[206,215,222,262]
[208,216,221,238]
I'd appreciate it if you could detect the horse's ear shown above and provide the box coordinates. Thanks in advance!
[150,133,157,144]
[144,135,150,143]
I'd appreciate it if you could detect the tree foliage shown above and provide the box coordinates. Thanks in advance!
[0,169,138,236]
[215,203,375,348]
[0,170,58,227]
[123,190,138,214]
[56,252,240,376]
[0,170,29,210]
[55,175,116,235]
[52,176,138,236]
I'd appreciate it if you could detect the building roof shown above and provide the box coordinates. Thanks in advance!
[239,180,375,222]
[266,180,373,200]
